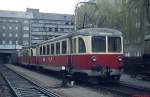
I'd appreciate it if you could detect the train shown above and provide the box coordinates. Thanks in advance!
[17,28,124,82]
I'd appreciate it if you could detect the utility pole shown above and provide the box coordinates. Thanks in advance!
[74,1,96,30]
[146,0,150,23]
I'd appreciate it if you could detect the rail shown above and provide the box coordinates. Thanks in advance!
[0,64,61,97]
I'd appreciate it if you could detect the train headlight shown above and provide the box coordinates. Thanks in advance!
[118,57,122,62]
[91,56,96,62]
[61,66,66,71]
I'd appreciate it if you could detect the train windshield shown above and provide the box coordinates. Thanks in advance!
[92,36,106,52]
[108,37,121,52]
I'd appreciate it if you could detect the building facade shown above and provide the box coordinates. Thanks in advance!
[27,8,74,45]
[0,8,74,50]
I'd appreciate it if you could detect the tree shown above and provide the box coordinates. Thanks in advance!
[76,0,123,29]
[76,0,149,56]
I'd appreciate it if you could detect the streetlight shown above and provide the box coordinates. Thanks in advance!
[74,1,96,30]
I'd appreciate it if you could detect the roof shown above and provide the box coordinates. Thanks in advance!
[0,9,73,21]
[36,28,122,46]
[75,28,122,36]
[32,12,74,21]
[0,10,33,19]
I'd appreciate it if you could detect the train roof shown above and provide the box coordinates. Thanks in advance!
[35,28,122,46]
[76,28,122,36]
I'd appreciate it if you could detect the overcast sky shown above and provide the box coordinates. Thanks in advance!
[0,0,86,14]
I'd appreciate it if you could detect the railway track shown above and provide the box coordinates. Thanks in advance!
[76,80,150,97]
[0,64,61,97]
[0,72,15,97]
[7,64,150,97]
[97,83,150,97]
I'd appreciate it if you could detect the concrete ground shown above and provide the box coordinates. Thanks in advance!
[120,74,150,89]
[5,64,115,97]
[5,64,150,97]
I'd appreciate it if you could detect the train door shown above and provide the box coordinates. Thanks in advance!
[68,37,73,71]
[69,36,78,71]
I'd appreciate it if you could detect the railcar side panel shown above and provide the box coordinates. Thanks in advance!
[71,54,123,70]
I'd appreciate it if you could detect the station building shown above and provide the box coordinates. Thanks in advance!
[0,8,74,63]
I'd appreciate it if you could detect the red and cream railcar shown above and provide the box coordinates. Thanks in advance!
[17,28,123,81]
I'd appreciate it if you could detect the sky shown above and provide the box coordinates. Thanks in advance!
[0,0,86,14]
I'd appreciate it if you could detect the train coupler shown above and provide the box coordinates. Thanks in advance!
[61,74,74,87]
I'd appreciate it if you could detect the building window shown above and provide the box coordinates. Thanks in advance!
[135,8,138,14]
[9,20,13,22]
[15,41,18,45]
[23,34,29,37]
[124,52,130,57]
[23,26,29,30]
[136,22,140,28]
[9,26,12,30]
[71,28,74,31]
[3,19,6,22]
[2,40,5,44]
[2,26,6,30]
[15,26,18,30]
[55,28,58,32]
[71,22,74,25]
[15,20,19,22]
[52,28,55,32]
[24,20,28,24]
[9,40,12,45]
[65,22,69,25]
[23,41,29,45]
[2,33,6,37]
[49,28,52,32]
[9,33,12,37]
[60,28,64,32]
[15,34,18,37]
[125,0,128,3]
[124,39,130,44]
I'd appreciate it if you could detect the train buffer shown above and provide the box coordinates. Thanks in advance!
[61,74,74,87]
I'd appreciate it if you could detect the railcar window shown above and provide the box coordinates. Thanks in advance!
[43,45,46,55]
[56,42,60,54]
[51,44,54,55]
[31,49,33,56]
[36,47,38,55]
[92,36,106,52]
[62,40,67,54]
[40,46,42,55]
[108,37,121,52]
[47,44,50,55]
[78,37,86,53]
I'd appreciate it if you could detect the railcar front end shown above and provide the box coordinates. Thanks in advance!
[71,29,123,82]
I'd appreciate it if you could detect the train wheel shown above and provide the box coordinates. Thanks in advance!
[73,73,88,83]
